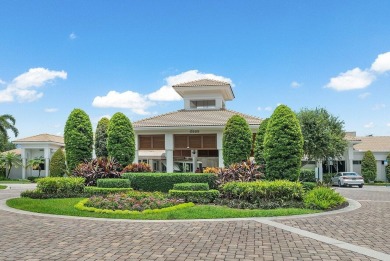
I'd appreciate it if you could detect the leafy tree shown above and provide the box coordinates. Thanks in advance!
[95,117,110,158]
[64,108,93,172]
[296,108,347,165]
[361,150,376,182]
[107,112,135,167]
[27,157,45,177]
[254,118,269,166]
[386,153,390,182]
[222,115,253,166]
[0,133,16,152]
[1,152,22,179]
[0,114,18,139]
[264,105,303,181]
[49,149,66,177]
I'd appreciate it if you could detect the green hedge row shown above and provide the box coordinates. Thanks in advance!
[172,183,209,191]
[84,186,133,195]
[122,173,216,192]
[97,178,131,188]
[37,177,85,194]
[168,190,220,203]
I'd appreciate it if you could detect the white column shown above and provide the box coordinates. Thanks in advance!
[348,144,354,172]
[165,133,174,173]
[44,147,50,177]
[133,134,139,163]
[216,131,224,168]
[192,150,198,172]
[21,148,26,179]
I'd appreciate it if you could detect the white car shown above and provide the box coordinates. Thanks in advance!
[331,172,364,188]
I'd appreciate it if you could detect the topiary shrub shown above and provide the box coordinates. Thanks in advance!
[37,177,85,194]
[49,149,66,177]
[361,150,377,182]
[172,183,209,191]
[222,115,253,166]
[95,117,110,158]
[216,160,263,186]
[121,162,152,173]
[254,118,269,169]
[300,169,316,182]
[107,112,135,167]
[73,157,122,186]
[263,105,303,181]
[168,190,220,203]
[386,153,390,182]
[64,109,93,172]
[304,187,346,210]
[122,173,217,192]
[97,178,131,188]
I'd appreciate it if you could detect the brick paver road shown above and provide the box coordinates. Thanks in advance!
[0,184,389,261]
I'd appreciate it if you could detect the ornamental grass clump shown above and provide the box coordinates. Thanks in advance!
[304,187,346,210]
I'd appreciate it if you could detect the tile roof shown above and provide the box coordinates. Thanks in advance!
[172,79,231,87]
[13,134,64,144]
[353,136,390,152]
[1,148,21,155]
[133,109,261,128]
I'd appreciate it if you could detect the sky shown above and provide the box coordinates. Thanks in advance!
[1,1,390,140]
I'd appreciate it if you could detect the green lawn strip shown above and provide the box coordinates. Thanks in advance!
[0,185,7,189]
[6,197,320,220]
[0,180,32,184]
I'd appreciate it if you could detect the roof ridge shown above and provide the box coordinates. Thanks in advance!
[133,110,181,124]
[225,109,262,120]
[172,78,231,87]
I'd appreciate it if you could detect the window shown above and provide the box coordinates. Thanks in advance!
[190,100,216,109]
[353,161,361,165]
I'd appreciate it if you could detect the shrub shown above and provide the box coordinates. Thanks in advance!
[27,177,41,183]
[97,178,131,188]
[21,190,86,199]
[222,115,253,166]
[214,198,305,209]
[264,105,303,181]
[361,150,377,182]
[254,118,269,167]
[64,108,93,172]
[386,153,390,182]
[203,167,219,174]
[221,180,304,203]
[95,117,110,158]
[216,160,263,186]
[121,162,152,173]
[49,149,66,177]
[37,177,85,194]
[168,190,220,203]
[302,182,317,191]
[107,112,135,167]
[172,183,209,191]
[73,157,121,186]
[304,187,346,210]
[84,187,133,196]
[300,169,316,182]
[122,173,217,192]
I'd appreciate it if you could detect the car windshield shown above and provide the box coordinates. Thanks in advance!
[343,172,358,176]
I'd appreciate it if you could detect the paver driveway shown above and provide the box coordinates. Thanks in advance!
[0,184,389,261]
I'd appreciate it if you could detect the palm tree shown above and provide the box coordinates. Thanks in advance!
[27,157,45,177]
[0,114,18,141]
[1,152,22,179]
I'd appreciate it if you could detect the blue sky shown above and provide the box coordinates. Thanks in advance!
[1,1,390,139]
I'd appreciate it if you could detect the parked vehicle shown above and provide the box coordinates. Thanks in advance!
[331,172,364,188]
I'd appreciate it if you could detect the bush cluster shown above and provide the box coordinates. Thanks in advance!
[216,160,263,186]
[168,190,220,203]
[172,183,209,191]
[302,182,317,191]
[121,162,152,173]
[202,167,219,174]
[214,198,305,209]
[97,178,131,188]
[361,150,377,182]
[304,187,346,210]
[49,149,66,177]
[37,177,85,194]
[300,169,316,182]
[122,173,216,192]
[84,187,133,196]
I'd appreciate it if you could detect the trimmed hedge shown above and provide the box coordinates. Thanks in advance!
[300,169,316,182]
[37,177,85,194]
[97,178,131,188]
[168,190,220,203]
[304,187,346,210]
[122,173,216,192]
[302,182,317,192]
[221,180,304,203]
[84,187,133,195]
[172,183,209,191]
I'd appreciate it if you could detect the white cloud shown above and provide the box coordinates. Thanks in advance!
[358,92,371,99]
[372,103,386,110]
[92,90,153,115]
[387,123,390,127]
[0,79,5,85]
[257,106,272,111]
[364,122,374,128]
[0,68,67,103]
[69,33,77,40]
[325,68,375,91]
[45,108,58,113]
[371,52,390,73]
[291,81,302,88]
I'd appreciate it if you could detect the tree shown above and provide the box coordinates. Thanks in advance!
[361,150,376,182]
[27,157,45,177]
[0,114,18,139]
[107,112,135,167]
[49,149,66,177]
[222,115,253,166]
[296,108,347,168]
[386,153,390,182]
[0,133,16,152]
[64,109,93,172]
[264,105,303,181]
[95,117,110,158]
[254,118,269,166]
[1,152,22,179]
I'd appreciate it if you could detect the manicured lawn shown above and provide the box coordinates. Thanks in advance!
[0,185,6,189]
[0,180,31,184]
[6,197,320,220]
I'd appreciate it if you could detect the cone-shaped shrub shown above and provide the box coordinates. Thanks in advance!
[49,149,66,177]
[264,105,303,181]
[222,115,252,166]
[107,112,135,167]
[95,117,110,158]
[361,150,376,182]
[254,118,269,166]
[64,108,93,172]
[386,153,390,182]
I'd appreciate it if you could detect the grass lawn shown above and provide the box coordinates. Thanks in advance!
[6,197,320,220]
[0,185,6,189]
[0,180,32,184]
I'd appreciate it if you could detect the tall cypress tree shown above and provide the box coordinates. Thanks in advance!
[264,105,303,181]
[95,117,110,158]
[64,108,93,172]
[254,118,269,166]
[361,150,376,182]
